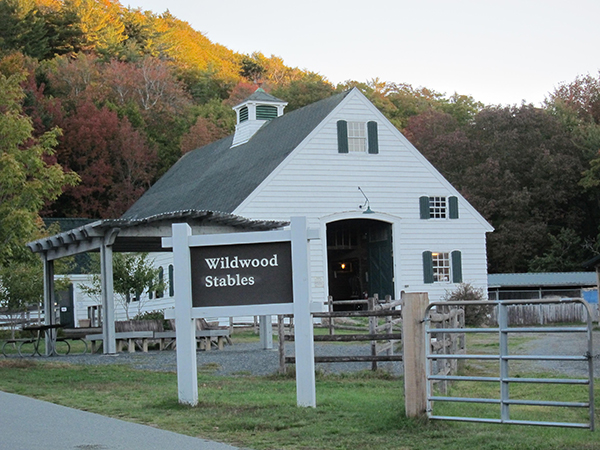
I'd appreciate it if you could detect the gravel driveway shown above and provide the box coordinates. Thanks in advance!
[9,330,598,378]
[49,341,403,376]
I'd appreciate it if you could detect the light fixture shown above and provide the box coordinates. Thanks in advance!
[358,187,374,214]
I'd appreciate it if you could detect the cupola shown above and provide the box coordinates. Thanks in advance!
[231,88,287,147]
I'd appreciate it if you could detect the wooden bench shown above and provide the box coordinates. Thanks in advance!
[85,331,154,353]
[153,329,231,351]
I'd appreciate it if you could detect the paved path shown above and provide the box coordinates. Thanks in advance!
[0,391,246,450]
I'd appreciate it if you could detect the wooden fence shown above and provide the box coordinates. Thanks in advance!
[278,294,467,382]
[278,295,403,373]
[428,305,466,393]
[488,298,597,325]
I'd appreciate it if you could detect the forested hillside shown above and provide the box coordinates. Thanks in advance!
[1,0,600,273]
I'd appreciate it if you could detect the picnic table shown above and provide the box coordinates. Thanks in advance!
[2,323,78,357]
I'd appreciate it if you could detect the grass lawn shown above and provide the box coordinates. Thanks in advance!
[0,357,597,450]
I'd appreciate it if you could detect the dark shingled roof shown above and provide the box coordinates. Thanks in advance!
[122,90,351,220]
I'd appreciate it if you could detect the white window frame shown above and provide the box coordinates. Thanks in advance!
[347,122,367,153]
[429,196,447,219]
[432,252,451,283]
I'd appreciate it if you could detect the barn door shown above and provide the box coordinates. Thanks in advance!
[368,222,394,299]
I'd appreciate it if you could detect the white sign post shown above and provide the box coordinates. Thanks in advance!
[163,216,317,407]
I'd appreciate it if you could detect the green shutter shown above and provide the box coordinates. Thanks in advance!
[157,267,164,298]
[451,251,462,283]
[337,120,348,153]
[367,121,379,154]
[420,196,431,219]
[169,264,174,297]
[423,251,434,284]
[449,196,459,219]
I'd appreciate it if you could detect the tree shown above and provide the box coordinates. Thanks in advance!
[405,104,592,273]
[0,256,43,337]
[271,73,335,112]
[80,252,164,320]
[49,99,156,218]
[180,115,228,154]
[0,0,50,60]
[239,54,265,85]
[0,68,79,263]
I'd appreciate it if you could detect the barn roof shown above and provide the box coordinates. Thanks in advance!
[488,272,597,289]
[122,90,351,220]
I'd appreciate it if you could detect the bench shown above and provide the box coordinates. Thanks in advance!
[85,331,154,353]
[153,329,231,351]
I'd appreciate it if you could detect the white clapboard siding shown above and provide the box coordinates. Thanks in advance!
[235,88,492,303]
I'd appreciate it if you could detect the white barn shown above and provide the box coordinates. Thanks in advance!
[123,87,493,310]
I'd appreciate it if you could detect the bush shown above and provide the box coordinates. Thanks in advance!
[442,283,490,326]
[133,310,171,330]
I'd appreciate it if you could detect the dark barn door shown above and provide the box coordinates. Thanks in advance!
[327,219,394,307]
[367,221,394,299]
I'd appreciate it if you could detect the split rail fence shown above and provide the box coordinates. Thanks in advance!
[278,294,466,380]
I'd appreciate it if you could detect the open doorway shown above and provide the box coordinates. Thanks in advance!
[326,219,394,308]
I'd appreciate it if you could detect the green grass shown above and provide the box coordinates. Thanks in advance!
[0,358,597,450]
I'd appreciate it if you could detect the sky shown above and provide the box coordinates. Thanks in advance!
[124,0,600,106]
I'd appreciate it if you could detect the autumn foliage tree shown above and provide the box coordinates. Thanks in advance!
[50,99,156,218]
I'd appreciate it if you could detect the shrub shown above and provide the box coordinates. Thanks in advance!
[442,283,490,326]
[133,310,171,330]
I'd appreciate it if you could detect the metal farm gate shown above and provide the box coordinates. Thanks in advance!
[424,298,595,430]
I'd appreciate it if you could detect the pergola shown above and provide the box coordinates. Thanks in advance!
[27,210,286,355]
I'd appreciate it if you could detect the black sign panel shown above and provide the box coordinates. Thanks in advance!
[190,241,293,307]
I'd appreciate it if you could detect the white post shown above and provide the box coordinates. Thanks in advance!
[42,254,54,356]
[259,315,273,349]
[172,223,198,406]
[100,242,116,354]
[290,216,316,407]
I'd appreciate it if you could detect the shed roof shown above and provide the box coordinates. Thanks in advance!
[122,90,351,220]
[488,272,597,289]
[28,210,287,260]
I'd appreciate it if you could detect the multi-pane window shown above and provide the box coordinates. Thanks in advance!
[347,122,367,152]
[423,250,462,284]
[432,252,450,282]
[420,196,459,219]
[429,196,447,219]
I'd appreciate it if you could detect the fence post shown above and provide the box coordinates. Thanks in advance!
[327,296,335,335]
[402,292,429,419]
[369,295,378,371]
[278,315,286,374]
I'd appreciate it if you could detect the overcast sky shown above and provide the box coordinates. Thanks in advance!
[125,0,599,106]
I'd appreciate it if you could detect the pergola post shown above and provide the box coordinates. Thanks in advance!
[259,315,273,349]
[100,229,119,354]
[42,253,55,356]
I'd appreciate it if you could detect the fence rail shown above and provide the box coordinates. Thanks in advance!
[279,295,403,373]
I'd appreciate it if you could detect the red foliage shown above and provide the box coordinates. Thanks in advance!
[50,99,157,218]
[180,116,228,154]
